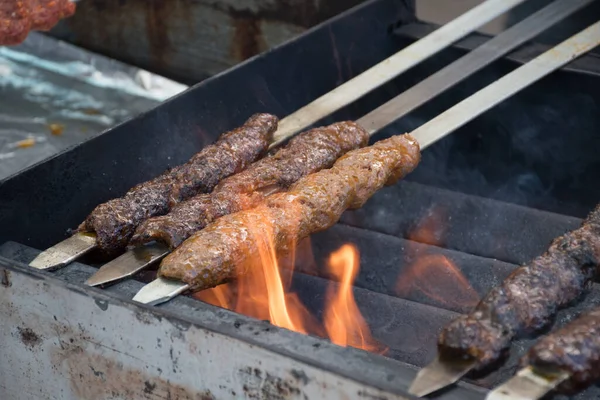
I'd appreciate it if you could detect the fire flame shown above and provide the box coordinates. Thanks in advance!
[324,245,382,352]
[194,211,380,351]
[395,254,479,310]
[396,207,479,310]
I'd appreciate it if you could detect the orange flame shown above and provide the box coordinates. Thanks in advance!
[195,284,231,309]
[194,209,380,352]
[194,208,320,336]
[395,254,479,310]
[324,244,382,351]
[396,206,479,310]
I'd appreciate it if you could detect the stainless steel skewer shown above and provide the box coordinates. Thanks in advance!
[28,0,527,272]
[84,0,586,288]
[132,19,600,307]
[486,367,569,400]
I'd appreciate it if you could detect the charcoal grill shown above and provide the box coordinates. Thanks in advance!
[2,0,600,399]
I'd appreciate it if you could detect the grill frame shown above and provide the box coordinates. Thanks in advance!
[2,0,600,398]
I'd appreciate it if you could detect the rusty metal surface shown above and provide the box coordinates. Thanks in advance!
[47,0,389,83]
[0,248,487,400]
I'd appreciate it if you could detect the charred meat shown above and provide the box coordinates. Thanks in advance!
[1,0,76,45]
[438,205,600,367]
[158,134,421,291]
[523,306,600,394]
[130,121,369,249]
[79,114,277,254]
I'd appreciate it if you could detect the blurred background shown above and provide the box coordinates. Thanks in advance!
[2,0,599,180]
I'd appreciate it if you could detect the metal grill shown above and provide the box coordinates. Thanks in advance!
[2,0,600,399]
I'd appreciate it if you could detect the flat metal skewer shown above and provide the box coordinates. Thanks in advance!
[84,242,169,286]
[131,277,190,307]
[486,367,569,400]
[272,0,528,147]
[28,232,96,270]
[409,19,600,396]
[87,0,586,287]
[408,356,478,398]
[133,19,600,307]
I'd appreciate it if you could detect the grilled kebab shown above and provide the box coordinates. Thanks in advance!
[438,204,600,369]
[78,114,277,254]
[157,134,420,291]
[1,0,76,45]
[521,306,600,395]
[130,121,369,249]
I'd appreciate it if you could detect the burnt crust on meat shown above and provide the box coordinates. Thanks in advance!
[130,121,370,249]
[523,307,600,394]
[78,113,277,254]
[157,133,421,291]
[438,205,600,367]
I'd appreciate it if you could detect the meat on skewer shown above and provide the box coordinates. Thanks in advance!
[523,306,600,395]
[488,305,600,400]
[78,113,277,254]
[1,0,76,45]
[130,121,369,249]
[438,204,600,368]
[157,134,421,291]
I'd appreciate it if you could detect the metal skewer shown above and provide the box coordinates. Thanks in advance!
[28,0,526,272]
[486,366,569,400]
[409,20,600,397]
[85,0,587,288]
[28,232,97,271]
[84,242,170,286]
[271,0,528,147]
[133,19,600,307]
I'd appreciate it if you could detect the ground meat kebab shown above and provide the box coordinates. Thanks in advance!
[438,204,600,367]
[79,113,277,254]
[523,306,600,395]
[130,121,369,249]
[157,133,421,291]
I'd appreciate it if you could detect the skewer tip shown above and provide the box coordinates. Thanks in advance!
[29,232,96,270]
[132,277,189,306]
[408,355,476,397]
[85,243,169,287]
[486,367,568,400]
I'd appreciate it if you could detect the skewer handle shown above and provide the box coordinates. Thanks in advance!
[272,0,528,147]
[411,20,600,150]
[357,0,596,135]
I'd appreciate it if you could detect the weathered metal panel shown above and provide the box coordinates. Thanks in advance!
[48,0,382,83]
[0,264,407,400]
